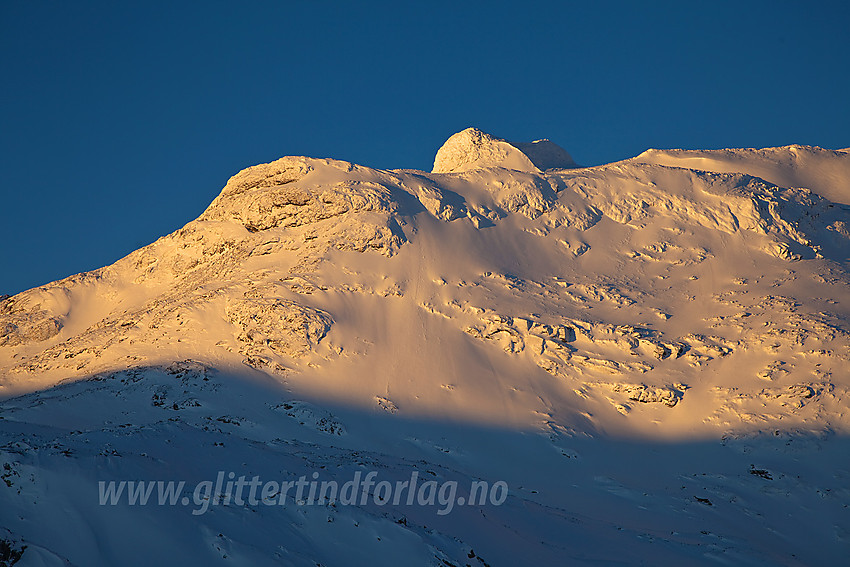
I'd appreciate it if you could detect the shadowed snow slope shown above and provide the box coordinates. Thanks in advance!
[1,130,849,566]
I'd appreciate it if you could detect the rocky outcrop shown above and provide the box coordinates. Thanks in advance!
[0,290,66,346]
[226,297,333,369]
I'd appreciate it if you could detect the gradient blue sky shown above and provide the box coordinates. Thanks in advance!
[2,1,849,295]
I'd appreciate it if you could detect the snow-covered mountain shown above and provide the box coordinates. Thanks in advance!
[1,128,849,566]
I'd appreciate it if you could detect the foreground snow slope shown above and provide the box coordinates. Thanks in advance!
[1,128,849,565]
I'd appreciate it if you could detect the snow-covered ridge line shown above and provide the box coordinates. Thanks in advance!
[1,128,848,436]
[2,129,850,565]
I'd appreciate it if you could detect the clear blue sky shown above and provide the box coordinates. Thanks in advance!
[2,1,848,295]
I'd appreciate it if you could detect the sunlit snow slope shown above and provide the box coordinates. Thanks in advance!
[1,128,849,566]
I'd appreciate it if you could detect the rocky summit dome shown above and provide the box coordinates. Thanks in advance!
[432,127,578,173]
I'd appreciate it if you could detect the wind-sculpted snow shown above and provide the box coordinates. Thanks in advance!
[636,144,850,205]
[462,310,726,410]
[432,127,577,173]
[1,130,850,565]
[561,163,850,261]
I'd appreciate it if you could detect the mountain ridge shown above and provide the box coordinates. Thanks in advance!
[2,130,848,436]
[2,130,850,565]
